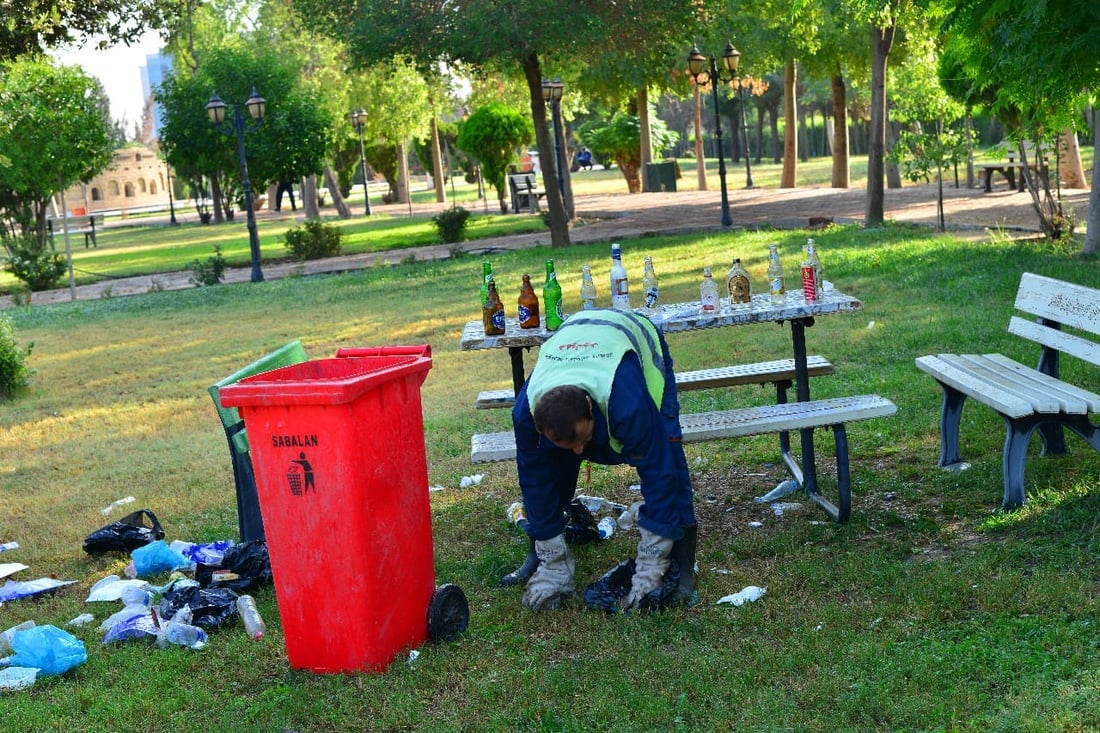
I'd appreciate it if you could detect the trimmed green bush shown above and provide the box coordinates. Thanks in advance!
[2,234,67,292]
[284,218,343,260]
[0,314,33,399]
[433,206,472,243]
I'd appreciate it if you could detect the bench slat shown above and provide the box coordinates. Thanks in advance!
[476,355,835,409]
[471,394,896,463]
[1015,273,1100,337]
[1008,316,1100,367]
[915,355,1034,418]
[982,353,1100,411]
[944,354,1071,413]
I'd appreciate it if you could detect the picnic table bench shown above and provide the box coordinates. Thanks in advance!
[508,173,545,214]
[463,293,898,523]
[915,273,1100,509]
[47,212,105,249]
[976,142,1049,193]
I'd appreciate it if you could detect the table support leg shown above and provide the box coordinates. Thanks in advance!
[508,346,527,395]
[791,318,819,494]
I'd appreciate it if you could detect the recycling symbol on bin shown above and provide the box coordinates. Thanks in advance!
[286,452,317,496]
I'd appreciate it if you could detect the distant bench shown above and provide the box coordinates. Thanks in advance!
[915,273,1100,509]
[47,212,105,249]
[508,173,545,214]
[976,142,1049,193]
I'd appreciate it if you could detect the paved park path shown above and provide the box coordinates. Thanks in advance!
[3,182,1090,310]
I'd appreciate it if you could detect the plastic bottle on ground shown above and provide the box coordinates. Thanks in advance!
[597,517,616,540]
[160,621,208,649]
[236,595,267,641]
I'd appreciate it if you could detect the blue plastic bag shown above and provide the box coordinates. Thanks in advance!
[131,540,190,576]
[9,624,87,676]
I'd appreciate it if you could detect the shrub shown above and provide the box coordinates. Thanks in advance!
[284,219,342,260]
[2,234,67,292]
[0,315,34,400]
[188,244,227,286]
[433,206,472,243]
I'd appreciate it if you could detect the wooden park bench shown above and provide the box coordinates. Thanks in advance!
[508,173,545,214]
[976,141,1048,193]
[475,355,836,409]
[47,212,105,249]
[915,273,1100,509]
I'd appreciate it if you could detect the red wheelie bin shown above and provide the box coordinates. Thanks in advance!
[218,344,467,673]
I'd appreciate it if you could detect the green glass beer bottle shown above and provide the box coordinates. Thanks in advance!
[543,259,564,330]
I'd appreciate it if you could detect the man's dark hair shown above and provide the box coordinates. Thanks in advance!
[532,385,591,441]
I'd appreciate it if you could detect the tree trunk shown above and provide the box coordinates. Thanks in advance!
[396,140,410,206]
[694,85,707,191]
[324,165,351,219]
[430,115,447,204]
[830,72,850,188]
[638,86,653,169]
[781,59,797,188]
[866,22,895,226]
[769,108,781,164]
[1085,107,1099,254]
[301,174,320,219]
[522,52,569,247]
[212,172,225,225]
[886,121,903,188]
[1057,127,1087,189]
[964,116,976,189]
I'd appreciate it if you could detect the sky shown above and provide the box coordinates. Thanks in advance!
[53,30,166,129]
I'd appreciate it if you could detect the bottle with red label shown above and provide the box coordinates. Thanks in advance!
[800,238,823,302]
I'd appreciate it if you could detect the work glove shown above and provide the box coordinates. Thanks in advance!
[622,527,674,611]
[521,534,575,611]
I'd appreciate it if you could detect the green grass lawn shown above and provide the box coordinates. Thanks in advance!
[2,219,1099,731]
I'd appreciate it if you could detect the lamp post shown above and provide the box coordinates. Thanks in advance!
[541,77,573,218]
[687,41,740,227]
[166,160,178,225]
[206,87,266,283]
[349,108,373,216]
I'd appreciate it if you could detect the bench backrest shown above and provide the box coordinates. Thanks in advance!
[1009,273,1100,367]
[509,173,536,191]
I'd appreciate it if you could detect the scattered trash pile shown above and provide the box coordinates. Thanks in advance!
[0,505,273,693]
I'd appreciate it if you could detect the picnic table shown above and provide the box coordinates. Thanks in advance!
[460,288,896,522]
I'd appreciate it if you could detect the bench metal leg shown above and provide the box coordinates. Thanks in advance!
[803,424,852,523]
[1001,413,1100,509]
[935,384,968,468]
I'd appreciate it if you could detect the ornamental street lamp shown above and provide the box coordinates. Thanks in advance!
[206,87,266,283]
[349,108,373,216]
[687,41,740,227]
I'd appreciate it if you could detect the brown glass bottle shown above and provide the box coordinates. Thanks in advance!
[483,279,506,335]
[517,273,541,328]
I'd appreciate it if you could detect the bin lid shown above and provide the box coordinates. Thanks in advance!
[218,353,431,407]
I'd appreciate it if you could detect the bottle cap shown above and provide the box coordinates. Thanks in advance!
[703,267,712,276]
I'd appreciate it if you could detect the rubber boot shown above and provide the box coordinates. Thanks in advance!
[501,536,539,587]
[668,525,698,606]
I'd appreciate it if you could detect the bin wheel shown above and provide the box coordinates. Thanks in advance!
[427,583,469,643]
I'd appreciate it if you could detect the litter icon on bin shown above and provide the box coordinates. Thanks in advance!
[287,453,315,496]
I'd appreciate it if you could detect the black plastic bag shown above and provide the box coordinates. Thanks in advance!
[83,509,165,555]
[563,499,600,545]
[195,540,272,592]
[160,584,240,629]
[583,558,683,613]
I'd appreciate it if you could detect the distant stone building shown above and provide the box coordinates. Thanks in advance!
[59,145,171,215]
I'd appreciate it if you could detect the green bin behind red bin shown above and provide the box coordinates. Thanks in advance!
[218,345,435,673]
